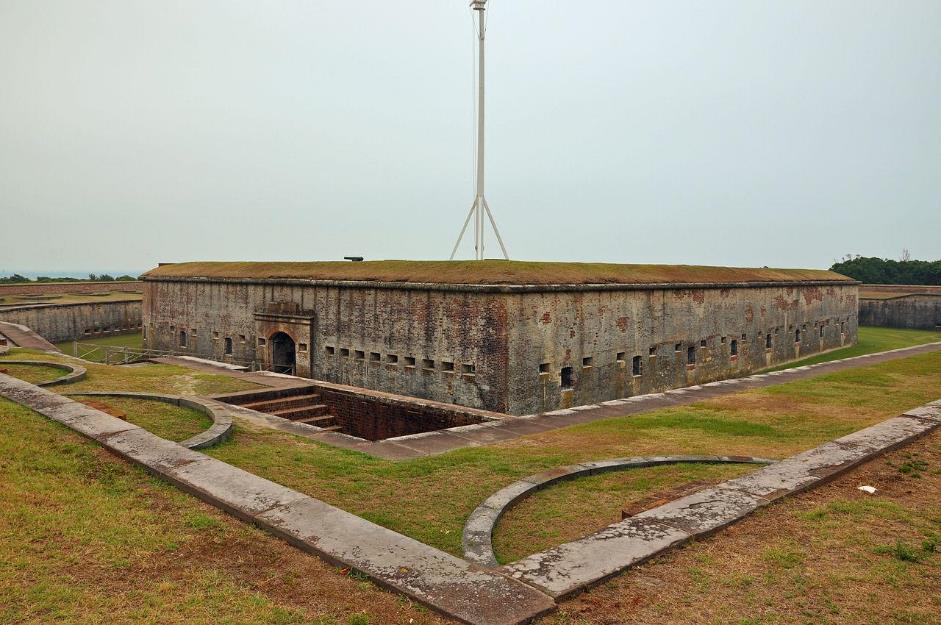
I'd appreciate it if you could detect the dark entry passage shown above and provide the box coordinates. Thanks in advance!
[270,332,296,374]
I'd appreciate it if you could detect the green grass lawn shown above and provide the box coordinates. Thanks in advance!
[4,328,941,563]
[71,396,213,443]
[0,348,257,396]
[0,398,443,625]
[764,326,941,372]
[0,363,66,385]
[203,350,941,560]
[3,328,941,623]
[8,330,941,562]
[55,332,144,363]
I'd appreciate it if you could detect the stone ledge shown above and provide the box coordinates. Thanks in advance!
[462,455,774,567]
[500,404,941,599]
[67,391,234,450]
[0,359,86,387]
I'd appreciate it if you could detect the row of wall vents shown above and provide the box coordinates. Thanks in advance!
[323,345,475,375]
[544,317,850,389]
[83,323,142,335]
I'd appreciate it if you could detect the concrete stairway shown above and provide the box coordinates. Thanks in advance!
[223,386,341,432]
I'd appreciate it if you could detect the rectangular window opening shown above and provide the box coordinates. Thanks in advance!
[340,348,350,357]
[582,356,593,367]
[720,336,727,344]
[355,350,365,360]
[442,361,455,372]
[258,337,266,347]
[239,334,247,343]
[386,354,399,364]
[539,362,550,374]
[560,366,573,389]
[649,346,657,356]
[462,363,475,375]
[674,343,682,352]
[422,358,435,369]
[616,351,625,362]
[325,345,335,355]
[298,343,308,352]
[730,339,738,356]
[224,337,233,355]
[404,356,416,367]
[369,352,381,362]
[631,355,642,376]
[700,339,707,348]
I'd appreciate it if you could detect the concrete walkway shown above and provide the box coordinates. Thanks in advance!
[151,356,312,390]
[500,402,941,598]
[0,373,554,625]
[0,320,59,351]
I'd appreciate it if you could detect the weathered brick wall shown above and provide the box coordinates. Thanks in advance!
[314,385,485,440]
[859,296,941,329]
[143,279,508,410]
[0,300,142,343]
[144,278,857,415]
[506,283,859,414]
[0,281,142,296]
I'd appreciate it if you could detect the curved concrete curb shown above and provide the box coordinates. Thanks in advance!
[66,392,234,450]
[502,404,941,599]
[463,455,775,566]
[0,359,86,387]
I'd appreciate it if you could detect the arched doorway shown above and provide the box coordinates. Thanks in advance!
[270,332,296,374]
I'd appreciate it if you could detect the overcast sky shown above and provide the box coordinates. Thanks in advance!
[1,0,938,275]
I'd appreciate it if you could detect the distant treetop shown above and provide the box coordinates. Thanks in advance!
[0,273,140,284]
[830,255,941,285]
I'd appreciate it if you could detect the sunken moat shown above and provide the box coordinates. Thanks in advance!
[216,381,493,441]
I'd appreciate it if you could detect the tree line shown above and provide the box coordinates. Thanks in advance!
[830,255,941,285]
[0,273,139,284]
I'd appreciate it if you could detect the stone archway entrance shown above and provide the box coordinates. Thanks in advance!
[270,331,296,374]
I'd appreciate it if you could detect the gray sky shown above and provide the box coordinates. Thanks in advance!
[1,0,939,274]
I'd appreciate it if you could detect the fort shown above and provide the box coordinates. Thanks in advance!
[859,284,941,330]
[142,260,858,415]
[0,281,143,344]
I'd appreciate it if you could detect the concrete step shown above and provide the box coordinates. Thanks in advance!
[220,385,318,406]
[243,393,321,413]
[273,404,330,421]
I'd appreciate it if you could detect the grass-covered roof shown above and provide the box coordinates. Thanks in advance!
[143,260,854,286]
